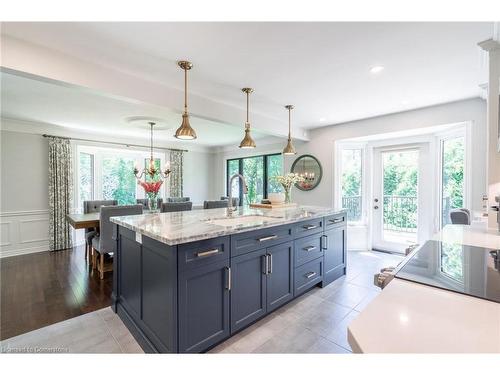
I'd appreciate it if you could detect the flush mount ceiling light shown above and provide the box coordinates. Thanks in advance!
[174,60,197,140]
[282,105,297,156]
[369,65,385,74]
[239,87,256,149]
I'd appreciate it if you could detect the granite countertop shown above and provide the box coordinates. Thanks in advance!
[110,205,344,246]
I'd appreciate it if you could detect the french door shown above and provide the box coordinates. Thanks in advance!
[372,145,430,254]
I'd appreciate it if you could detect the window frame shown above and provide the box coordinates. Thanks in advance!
[226,152,283,205]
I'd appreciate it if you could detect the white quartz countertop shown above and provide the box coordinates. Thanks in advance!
[110,205,344,246]
[348,224,500,353]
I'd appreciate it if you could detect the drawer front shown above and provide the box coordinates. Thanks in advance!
[294,257,323,296]
[294,233,323,267]
[231,225,293,257]
[324,213,346,230]
[293,218,323,239]
[178,236,230,271]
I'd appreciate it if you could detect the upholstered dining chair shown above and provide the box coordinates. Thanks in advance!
[167,197,190,203]
[91,204,143,279]
[136,198,163,209]
[449,208,471,225]
[220,197,240,207]
[161,201,193,213]
[83,200,117,264]
[203,200,230,209]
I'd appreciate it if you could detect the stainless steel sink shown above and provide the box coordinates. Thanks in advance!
[205,215,282,227]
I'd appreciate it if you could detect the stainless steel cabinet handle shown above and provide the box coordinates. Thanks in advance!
[258,235,278,242]
[196,248,219,257]
[262,255,268,274]
[305,271,317,279]
[225,267,231,290]
[329,218,343,224]
[268,254,273,274]
[321,235,328,250]
[303,246,316,252]
[302,224,318,230]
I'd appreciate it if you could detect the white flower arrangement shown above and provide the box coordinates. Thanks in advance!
[274,173,305,190]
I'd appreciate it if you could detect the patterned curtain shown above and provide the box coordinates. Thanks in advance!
[48,137,73,251]
[169,150,184,197]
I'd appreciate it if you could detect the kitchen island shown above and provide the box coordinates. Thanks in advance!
[110,205,347,353]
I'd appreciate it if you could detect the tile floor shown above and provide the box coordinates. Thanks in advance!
[0,251,402,354]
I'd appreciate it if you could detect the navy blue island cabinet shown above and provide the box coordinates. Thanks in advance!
[112,212,346,353]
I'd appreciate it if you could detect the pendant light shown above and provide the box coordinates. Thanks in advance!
[282,105,297,155]
[239,88,256,149]
[174,60,197,140]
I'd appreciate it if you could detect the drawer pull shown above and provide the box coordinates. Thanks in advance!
[258,235,278,242]
[302,224,318,230]
[303,246,316,252]
[321,235,328,250]
[305,271,317,279]
[262,255,268,274]
[196,248,219,257]
[329,218,344,224]
[225,267,231,290]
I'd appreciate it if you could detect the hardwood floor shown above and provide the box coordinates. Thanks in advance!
[0,245,112,340]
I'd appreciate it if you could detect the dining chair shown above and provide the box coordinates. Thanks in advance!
[203,200,230,209]
[91,204,143,279]
[220,197,239,206]
[449,208,471,225]
[83,200,117,264]
[161,201,193,212]
[136,198,163,209]
[167,197,190,202]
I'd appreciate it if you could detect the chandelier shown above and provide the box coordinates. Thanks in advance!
[134,122,171,180]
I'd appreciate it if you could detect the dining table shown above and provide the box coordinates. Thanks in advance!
[66,212,101,229]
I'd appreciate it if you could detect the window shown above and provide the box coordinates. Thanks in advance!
[340,149,363,222]
[440,136,465,227]
[78,153,94,207]
[227,153,283,205]
[76,145,167,210]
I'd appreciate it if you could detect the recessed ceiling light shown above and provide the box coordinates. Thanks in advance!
[319,117,326,122]
[369,65,385,74]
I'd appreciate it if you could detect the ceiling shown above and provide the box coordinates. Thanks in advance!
[0,71,283,147]
[0,22,494,134]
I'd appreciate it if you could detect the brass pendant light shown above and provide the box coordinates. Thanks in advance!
[174,60,197,140]
[239,88,256,149]
[282,105,297,155]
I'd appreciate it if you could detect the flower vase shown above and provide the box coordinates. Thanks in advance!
[283,186,292,204]
[147,193,159,212]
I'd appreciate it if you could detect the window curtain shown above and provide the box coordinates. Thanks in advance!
[48,137,73,251]
[169,150,184,197]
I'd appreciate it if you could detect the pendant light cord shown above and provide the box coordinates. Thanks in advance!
[184,67,188,114]
[246,90,249,124]
[150,122,154,161]
[288,107,292,140]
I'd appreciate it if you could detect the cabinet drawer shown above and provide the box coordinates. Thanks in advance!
[293,218,323,239]
[294,233,323,267]
[294,257,323,296]
[324,213,346,230]
[178,236,230,271]
[231,225,293,257]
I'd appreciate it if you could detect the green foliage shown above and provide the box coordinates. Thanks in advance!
[267,154,283,193]
[79,153,93,204]
[102,157,136,205]
[243,156,264,204]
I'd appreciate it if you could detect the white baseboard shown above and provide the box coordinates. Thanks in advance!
[0,244,50,258]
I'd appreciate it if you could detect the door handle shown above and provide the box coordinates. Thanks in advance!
[258,235,278,242]
[225,267,231,291]
[268,254,273,274]
[303,246,316,252]
[305,271,317,279]
[262,255,268,274]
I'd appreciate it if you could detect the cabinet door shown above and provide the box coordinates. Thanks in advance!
[266,241,294,312]
[322,225,347,286]
[178,259,230,353]
[230,248,267,333]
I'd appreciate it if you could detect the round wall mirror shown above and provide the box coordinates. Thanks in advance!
[291,154,323,191]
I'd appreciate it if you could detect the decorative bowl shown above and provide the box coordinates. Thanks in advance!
[268,193,285,204]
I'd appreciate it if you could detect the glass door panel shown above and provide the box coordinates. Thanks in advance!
[102,156,137,205]
[242,156,264,204]
[440,136,465,227]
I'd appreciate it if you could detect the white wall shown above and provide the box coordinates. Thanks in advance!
[284,98,487,213]
[0,122,218,257]
[1,130,50,257]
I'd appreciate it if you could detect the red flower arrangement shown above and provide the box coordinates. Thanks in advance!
[138,180,163,194]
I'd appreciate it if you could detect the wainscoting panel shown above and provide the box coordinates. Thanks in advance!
[0,210,50,258]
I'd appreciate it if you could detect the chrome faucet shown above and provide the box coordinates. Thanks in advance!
[228,173,248,214]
